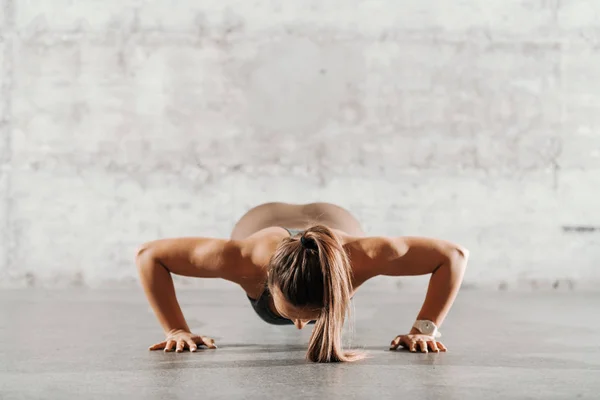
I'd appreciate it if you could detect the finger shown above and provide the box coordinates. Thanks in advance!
[389,336,401,350]
[164,340,176,352]
[409,341,417,353]
[437,342,448,352]
[149,341,166,351]
[176,340,185,353]
[200,336,217,349]
[186,339,197,352]
[428,340,439,353]
[418,340,428,353]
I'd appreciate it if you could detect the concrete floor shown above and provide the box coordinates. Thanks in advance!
[0,288,599,400]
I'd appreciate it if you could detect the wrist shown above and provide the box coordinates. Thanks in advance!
[409,327,421,335]
[165,327,189,336]
[411,319,442,338]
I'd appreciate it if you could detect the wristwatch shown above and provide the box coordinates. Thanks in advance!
[412,320,441,338]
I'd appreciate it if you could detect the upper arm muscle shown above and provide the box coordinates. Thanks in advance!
[353,236,467,278]
[136,237,251,282]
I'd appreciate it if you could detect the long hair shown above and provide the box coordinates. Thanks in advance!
[267,225,365,362]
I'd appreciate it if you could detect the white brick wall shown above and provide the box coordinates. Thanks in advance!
[1,1,599,289]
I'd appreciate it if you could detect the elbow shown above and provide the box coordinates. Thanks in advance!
[456,245,469,261]
[453,246,469,279]
[450,245,469,271]
[135,243,155,271]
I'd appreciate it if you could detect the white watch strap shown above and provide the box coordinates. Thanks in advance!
[413,320,442,338]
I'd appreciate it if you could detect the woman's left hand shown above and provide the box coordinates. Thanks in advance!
[389,333,447,353]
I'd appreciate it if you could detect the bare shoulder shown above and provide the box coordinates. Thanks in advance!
[341,235,407,260]
[230,227,289,293]
[338,234,404,283]
[239,227,288,267]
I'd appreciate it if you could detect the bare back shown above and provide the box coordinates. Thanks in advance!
[230,202,365,240]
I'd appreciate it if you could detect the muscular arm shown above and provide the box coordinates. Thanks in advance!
[353,236,469,329]
[135,237,254,335]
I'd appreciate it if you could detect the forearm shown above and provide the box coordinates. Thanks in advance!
[136,253,191,334]
[413,250,469,331]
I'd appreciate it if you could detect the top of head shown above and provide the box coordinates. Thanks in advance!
[267,225,352,312]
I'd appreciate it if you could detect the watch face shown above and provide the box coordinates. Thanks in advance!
[420,321,434,334]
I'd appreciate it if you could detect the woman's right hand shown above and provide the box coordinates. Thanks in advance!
[149,329,218,352]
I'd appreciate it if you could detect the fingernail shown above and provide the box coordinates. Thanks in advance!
[191,348,196,352]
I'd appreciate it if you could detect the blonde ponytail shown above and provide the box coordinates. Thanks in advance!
[268,225,365,362]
